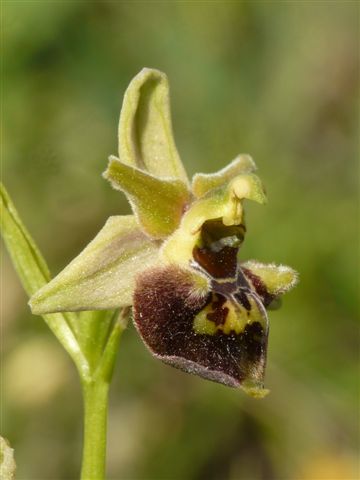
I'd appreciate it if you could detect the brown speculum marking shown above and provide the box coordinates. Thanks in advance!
[193,245,238,278]
[206,294,229,326]
[192,218,245,279]
[192,218,270,330]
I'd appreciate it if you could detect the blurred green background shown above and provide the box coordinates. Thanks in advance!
[2,1,359,479]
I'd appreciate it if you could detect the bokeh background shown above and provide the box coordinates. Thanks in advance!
[2,1,359,479]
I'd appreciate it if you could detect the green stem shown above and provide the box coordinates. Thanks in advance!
[80,379,109,480]
[80,311,129,480]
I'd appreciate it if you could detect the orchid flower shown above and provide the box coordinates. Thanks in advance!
[29,68,298,398]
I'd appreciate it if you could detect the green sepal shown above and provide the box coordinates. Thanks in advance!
[29,215,160,314]
[241,261,299,296]
[192,154,256,198]
[104,156,191,239]
[118,68,189,183]
[162,173,267,266]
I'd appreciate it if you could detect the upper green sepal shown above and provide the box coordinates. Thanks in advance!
[104,156,191,239]
[118,68,189,183]
[29,215,160,314]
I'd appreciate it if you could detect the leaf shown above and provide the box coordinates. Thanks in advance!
[0,183,50,296]
[192,154,256,198]
[0,183,89,377]
[118,68,189,183]
[104,156,191,238]
[30,215,160,314]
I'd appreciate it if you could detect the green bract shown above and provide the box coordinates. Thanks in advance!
[29,68,298,397]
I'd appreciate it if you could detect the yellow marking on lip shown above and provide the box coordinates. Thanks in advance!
[193,295,265,336]
[193,306,218,335]
[220,302,247,334]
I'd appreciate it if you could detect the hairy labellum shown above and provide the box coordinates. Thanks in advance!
[133,219,272,396]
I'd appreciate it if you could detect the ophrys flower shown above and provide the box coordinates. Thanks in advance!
[30,68,298,398]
